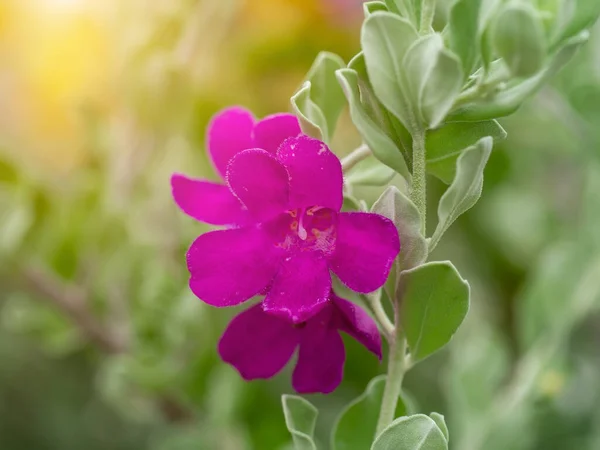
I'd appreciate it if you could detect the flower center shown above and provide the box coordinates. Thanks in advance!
[266,206,337,256]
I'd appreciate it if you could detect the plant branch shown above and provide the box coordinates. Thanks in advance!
[341,144,371,173]
[410,128,427,234]
[420,0,436,33]
[376,328,408,435]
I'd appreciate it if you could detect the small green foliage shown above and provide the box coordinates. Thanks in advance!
[371,414,448,450]
[398,261,470,362]
[282,395,318,450]
[431,137,492,248]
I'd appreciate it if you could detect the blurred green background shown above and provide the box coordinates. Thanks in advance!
[1,0,600,449]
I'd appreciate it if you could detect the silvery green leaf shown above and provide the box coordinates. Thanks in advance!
[398,261,470,362]
[449,31,587,121]
[362,11,419,132]
[403,34,464,128]
[448,0,482,77]
[291,82,325,140]
[371,414,449,450]
[346,154,397,186]
[492,4,546,77]
[282,395,318,450]
[332,376,408,450]
[384,0,418,23]
[371,186,427,271]
[348,52,369,83]
[305,52,346,141]
[429,413,448,442]
[426,120,506,184]
[430,137,492,249]
[364,1,389,16]
[552,0,600,47]
[480,0,502,71]
[337,68,411,180]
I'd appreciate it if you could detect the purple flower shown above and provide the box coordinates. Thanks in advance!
[171,106,302,226]
[218,291,382,394]
[172,106,400,323]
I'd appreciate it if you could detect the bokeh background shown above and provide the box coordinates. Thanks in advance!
[1,0,600,449]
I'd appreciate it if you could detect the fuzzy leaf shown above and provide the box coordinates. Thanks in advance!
[282,395,318,450]
[291,82,325,140]
[305,52,346,141]
[337,69,411,180]
[403,34,464,128]
[448,0,482,77]
[371,414,448,450]
[346,154,397,186]
[362,11,419,132]
[398,261,470,362]
[429,413,449,442]
[426,120,506,184]
[449,30,588,121]
[493,4,546,77]
[431,137,492,248]
[371,186,427,271]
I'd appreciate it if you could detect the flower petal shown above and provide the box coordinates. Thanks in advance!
[292,312,345,394]
[207,106,256,178]
[253,113,301,154]
[187,227,282,307]
[330,212,400,293]
[171,174,250,226]
[262,252,331,323]
[218,304,299,380]
[227,149,290,221]
[277,135,343,211]
[332,294,382,359]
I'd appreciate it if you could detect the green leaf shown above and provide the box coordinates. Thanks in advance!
[305,52,346,141]
[372,414,448,450]
[371,186,427,271]
[332,375,409,450]
[492,4,546,77]
[552,0,600,46]
[291,82,326,141]
[337,69,411,180]
[384,0,417,23]
[403,34,464,128]
[448,0,482,77]
[430,137,492,248]
[346,154,397,186]
[480,0,501,71]
[282,395,318,450]
[449,31,588,121]
[429,413,448,442]
[398,261,470,362]
[364,1,389,16]
[426,120,506,184]
[362,11,419,132]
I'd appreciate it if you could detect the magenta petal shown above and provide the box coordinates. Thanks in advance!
[187,227,282,307]
[208,107,256,178]
[330,212,400,293]
[171,174,249,226]
[227,149,290,221]
[218,304,300,380]
[332,294,382,359]
[292,316,345,394]
[262,252,331,323]
[254,113,301,154]
[277,136,343,211]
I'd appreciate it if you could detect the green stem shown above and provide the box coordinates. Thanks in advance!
[341,144,371,173]
[365,292,394,339]
[419,0,436,33]
[376,332,408,435]
[410,128,427,234]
